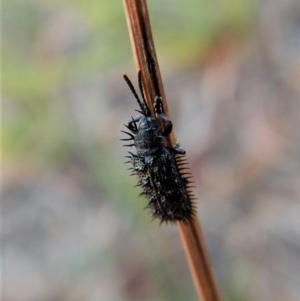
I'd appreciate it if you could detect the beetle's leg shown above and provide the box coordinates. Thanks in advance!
[154,96,173,136]
[171,142,186,155]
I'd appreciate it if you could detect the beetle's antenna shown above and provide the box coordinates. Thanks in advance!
[123,74,149,115]
[138,71,147,106]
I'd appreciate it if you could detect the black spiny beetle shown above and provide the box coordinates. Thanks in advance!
[121,71,195,223]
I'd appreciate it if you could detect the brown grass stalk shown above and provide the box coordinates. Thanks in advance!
[122,1,222,300]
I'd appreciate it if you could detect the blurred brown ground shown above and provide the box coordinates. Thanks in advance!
[2,1,300,301]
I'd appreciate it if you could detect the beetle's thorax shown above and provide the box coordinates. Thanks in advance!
[134,116,164,155]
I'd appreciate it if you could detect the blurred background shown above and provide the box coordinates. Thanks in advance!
[2,0,300,300]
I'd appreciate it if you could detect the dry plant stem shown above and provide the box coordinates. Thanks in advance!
[123,0,222,300]
[123,0,171,126]
[179,219,222,301]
